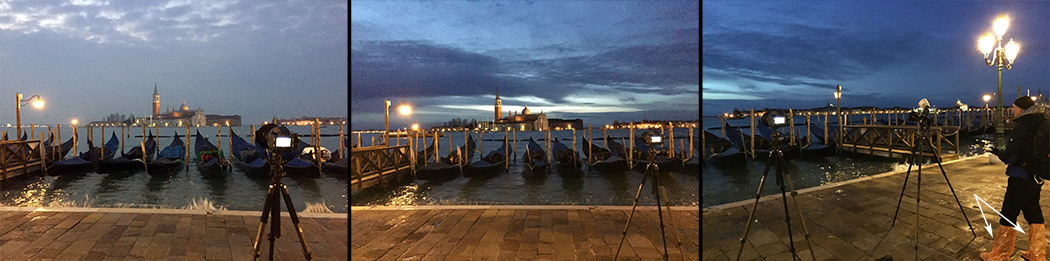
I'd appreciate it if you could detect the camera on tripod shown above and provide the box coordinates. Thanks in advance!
[761,110,790,130]
[907,98,937,129]
[256,123,299,163]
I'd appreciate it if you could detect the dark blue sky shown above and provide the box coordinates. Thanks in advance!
[0,0,348,126]
[703,1,1050,116]
[351,1,700,130]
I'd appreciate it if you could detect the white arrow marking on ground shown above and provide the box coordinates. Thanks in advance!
[975,194,1026,234]
[975,194,993,237]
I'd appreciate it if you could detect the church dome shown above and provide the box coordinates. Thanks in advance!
[181,101,189,111]
[522,106,530,115]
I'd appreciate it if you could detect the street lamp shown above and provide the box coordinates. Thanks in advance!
[835,85,843,150]
[384,100,412,145]
[15,93,45,139]
[979,14,1020,150]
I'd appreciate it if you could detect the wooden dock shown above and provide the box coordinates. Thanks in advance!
[0,208,347,260]
[0,139,46,182]
[701,156,1044,260]
[352,206,700,260]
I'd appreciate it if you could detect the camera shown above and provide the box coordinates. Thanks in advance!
[762,110,789,129]
[255,123,299,160]
[644,134,663,145]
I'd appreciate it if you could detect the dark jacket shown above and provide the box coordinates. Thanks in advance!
[1002,111,1048,179]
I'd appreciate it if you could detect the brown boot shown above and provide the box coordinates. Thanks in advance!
[982,225,1018,261]
[1022,223,1047,261]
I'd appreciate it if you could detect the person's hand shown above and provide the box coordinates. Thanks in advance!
[989,147,1001,156]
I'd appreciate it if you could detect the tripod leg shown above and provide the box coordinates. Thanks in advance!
[776,153,798,260]
[659,186,683,247]
[927,138,978,238]
[782,160,817,261]
[269,187,281,261]
[653,172,669,260]
[734,152,777,261]
[252,185,278,260]
[615,169,651,260]
[891,138,922,228]
[280,185,314,260]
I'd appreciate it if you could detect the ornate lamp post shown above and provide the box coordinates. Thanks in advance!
[979,15,1020,150]
[15,93,45,140]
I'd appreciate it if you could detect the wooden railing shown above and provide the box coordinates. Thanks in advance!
[350,144,414,191]
[0,139,45,181]
[840,124,960,160]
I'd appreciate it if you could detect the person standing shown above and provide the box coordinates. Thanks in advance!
[984,96,1047,261]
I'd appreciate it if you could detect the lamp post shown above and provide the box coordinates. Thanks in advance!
[15,93,45,140]
[384,100,412,145]
[979,15,1020,150]
[834,85,842,149]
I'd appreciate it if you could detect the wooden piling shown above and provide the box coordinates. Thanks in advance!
[603,127,609,150]
[805,113,811,146]
[217,126,223,163]
[824,113,829,145]
[504,129,509,170]
[156,124,160,156]
[628,123,634,167]
[572,127,577,165]
[720,116,726,139]
[587,124,593,164]
[227,123,234,163]
[546,128,551,165]
[121,125,125,154]
[339,124,344,160]
[788,109,795,146]
[750,108,756,156]
[101,125,105,159]
[668,122,674,158]
[186,125,191,170]
[31,125,35,141]
[689,126,694,159]
[72,126,77,159]
[513,128,517,162]
[434,131,439,163]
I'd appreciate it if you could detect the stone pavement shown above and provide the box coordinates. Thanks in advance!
[702,155,1050,260]
[351,206,700,260]
[0,208,347,260]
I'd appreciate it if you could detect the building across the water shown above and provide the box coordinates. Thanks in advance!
[478,88,583,131]
[146,84,240,127]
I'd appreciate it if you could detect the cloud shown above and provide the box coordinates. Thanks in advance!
[703,23,923,87]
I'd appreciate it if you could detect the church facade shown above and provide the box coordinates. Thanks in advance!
[480,88,549,131]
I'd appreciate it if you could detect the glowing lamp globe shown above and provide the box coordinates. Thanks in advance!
[978,33,995,57]
[993,15,1010,38]
[1004,39,1019,64]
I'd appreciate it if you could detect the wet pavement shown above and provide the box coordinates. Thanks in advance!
[703,155,1047,260]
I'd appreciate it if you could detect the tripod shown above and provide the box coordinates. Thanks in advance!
[736,130,815,261]
[614,146,682,260]
[252,153,313,260]
[889,111,976,259]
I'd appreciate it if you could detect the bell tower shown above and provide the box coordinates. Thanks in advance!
[494,87,502,123]
[152,82,160,117]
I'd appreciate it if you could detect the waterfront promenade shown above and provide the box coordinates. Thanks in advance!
[352,205,700,260]
[0,207,347,260]
[702,155,1043,260]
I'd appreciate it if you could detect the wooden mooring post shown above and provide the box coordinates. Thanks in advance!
[750,108,756,157]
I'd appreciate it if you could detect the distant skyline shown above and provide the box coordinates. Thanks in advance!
[0,0,348,127]
[703,1,1050,116]
[351,1,700,130]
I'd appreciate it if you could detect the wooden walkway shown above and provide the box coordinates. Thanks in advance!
[0,208,347,260]
[702,155,1047,260]
[351,206,700,260]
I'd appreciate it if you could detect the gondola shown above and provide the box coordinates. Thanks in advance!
[281,139,324,178]
[704,130,746,167]
[629,136,683,171]
[194,129,228,175]
[420,135,476,179]
[522,137,549,173]
[148,131,186,175]
[754,124,800,160]
[42,135,77,162]
[323,156,348,178]
[550,138,581,171]
[99,131,156,173]
[463,137,506,177]
[582,137,628,172]
[50,136,100,175]
[416,140,437,165]
[229,131,270,177]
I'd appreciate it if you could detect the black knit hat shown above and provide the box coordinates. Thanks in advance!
[1015,96,1035,110]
